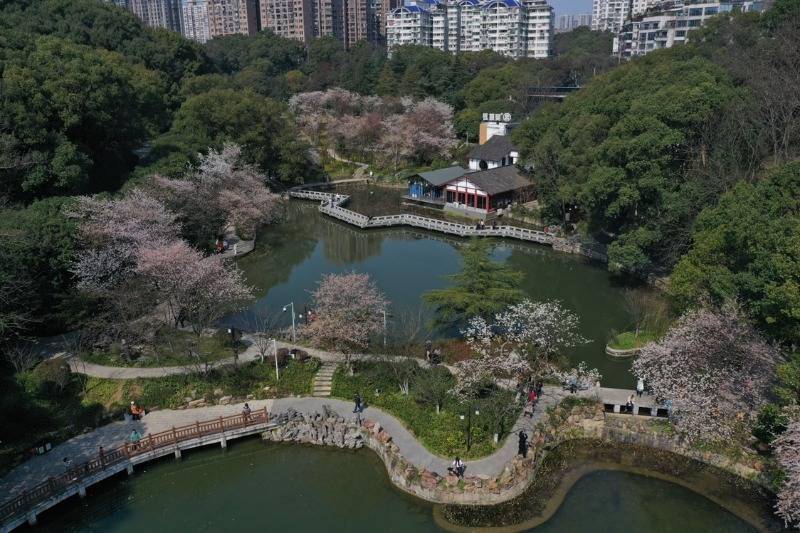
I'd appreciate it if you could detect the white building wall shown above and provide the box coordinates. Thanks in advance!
[182,0,211,42]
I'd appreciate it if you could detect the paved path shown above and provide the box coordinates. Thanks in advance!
[0,390,565,508]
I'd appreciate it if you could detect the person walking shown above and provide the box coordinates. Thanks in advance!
[353,393,363,414]
[636,378,644,398]
[518,431,529,458]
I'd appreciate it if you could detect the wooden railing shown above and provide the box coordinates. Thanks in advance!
[0,408,269,525]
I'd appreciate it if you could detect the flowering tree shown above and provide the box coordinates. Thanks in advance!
[492,299,588,377]
[290,88,456,170]
[136,241,252,336]
[632,305,781,442]
[302,272,388,369]
[69,191,180,292]
[152,144,280,245]
[775,419,800,528]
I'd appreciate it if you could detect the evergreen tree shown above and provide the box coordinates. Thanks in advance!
[424,239,524,329]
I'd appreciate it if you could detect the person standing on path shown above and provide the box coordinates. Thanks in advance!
[636,378,644,398]
[518,431,529,458]
[353,393,363,413]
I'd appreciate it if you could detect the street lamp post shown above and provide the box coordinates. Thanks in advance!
[460,406,480,451]
[282,302,296,342]
[271,338,279,381]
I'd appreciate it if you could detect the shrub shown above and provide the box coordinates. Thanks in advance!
[33,359,72,396]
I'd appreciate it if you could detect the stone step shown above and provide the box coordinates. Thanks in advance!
[313,386,332,393]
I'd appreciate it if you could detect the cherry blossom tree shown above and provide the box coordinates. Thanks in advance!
[632,304,782,442]
[152,144,280,245]
[775,418,800,528]
[301,272,388,370]
[136,241,252,336]
[69,191,180,292]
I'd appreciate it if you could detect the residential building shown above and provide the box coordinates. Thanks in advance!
[591,0,659,32]
[387,4,432,47]
[129,0,183,31]
[556,13,592,32]
[182,0,211,43]
[260,0,315,42]
[345,0,371,47]
[207,0,258,37]
[376,0,404,44]
[387,0,553,58]
[314,0,345,40]
[614,0,767,58]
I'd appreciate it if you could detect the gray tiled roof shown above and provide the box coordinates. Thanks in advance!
[462,165,531,195]
[416,165,469,186]
[467,135,517,162]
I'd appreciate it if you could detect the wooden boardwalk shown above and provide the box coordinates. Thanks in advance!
[289,189,605,260]
[0,409,276,532]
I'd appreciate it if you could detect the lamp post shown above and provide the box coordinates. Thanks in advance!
[271,338,279,381]
[460,406,480,451]
[282,302,296,342]
[227,327,240,365]
[382,309,387,348]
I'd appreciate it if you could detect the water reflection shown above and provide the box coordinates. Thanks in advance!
[234,201,637,387]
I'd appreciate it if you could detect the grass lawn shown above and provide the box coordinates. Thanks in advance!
[608,331,657,350]
[82,359,319,411]
[331,362,518,459]
[82,329,235,368]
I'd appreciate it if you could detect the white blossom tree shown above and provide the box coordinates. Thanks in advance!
[632,304,782,442]
[775,418,800,529]
[301,272,388,370]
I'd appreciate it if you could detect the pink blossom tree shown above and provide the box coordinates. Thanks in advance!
[136,241,252,336]
[152,144,280,246]
[775,418,800,528]
[301,272,388,369]
[69,191,180,292]
[632,305,782,442]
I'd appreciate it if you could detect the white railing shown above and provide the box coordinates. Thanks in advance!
[288,189,599,252]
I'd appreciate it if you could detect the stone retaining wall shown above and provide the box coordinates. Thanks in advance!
[261,406,535,505]
[261,402,766,507]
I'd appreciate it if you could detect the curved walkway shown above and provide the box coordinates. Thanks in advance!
[0,391,564,509]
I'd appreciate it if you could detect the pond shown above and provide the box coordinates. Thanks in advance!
[33,440,760,532]
[230,199,641,388]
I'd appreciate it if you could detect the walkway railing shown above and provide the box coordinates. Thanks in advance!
[288,189,567,248]
[0,408,269,526]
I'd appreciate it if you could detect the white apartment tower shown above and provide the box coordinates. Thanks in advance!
[387,0,552,58]
[182,0,211,42]
[386,5,432,47]
[129,0,182,31]
[591,0,659,33]
[614,0,766,58]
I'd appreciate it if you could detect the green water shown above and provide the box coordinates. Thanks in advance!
[231,201,639,387]
[33,441,758,532]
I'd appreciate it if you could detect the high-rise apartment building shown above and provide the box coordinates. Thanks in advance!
[182,0,211,43]
[614,0,766,57]
[129,0,183,31]
[207,0,258,38]
[345,0,371,47]
[387,0,552,58]
[260,0,315,42]
[591,0,659,32]
[556,12,592,32]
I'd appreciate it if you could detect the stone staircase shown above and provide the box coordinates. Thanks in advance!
[312,362,338,397]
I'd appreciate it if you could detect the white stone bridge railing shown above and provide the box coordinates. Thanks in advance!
[288,189,605,260]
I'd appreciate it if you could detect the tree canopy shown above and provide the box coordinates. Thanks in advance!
[670,162,800,343]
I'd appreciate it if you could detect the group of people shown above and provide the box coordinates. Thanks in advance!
[424,341,442,366]
[474,219,499,230]
[522,382,543,419]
